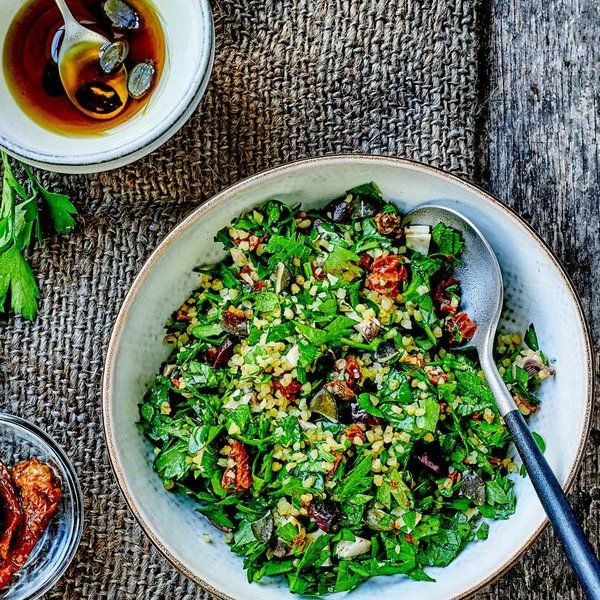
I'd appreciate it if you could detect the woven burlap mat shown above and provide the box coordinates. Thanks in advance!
[0,1,480,597]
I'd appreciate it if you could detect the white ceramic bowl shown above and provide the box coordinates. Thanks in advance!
[103,156,594,600]
[0,0,214,174]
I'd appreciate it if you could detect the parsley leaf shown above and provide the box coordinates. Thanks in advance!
[432,222,464,256]
[266,234,310,268]
[524,323,539,351]
[0,151,78,320]
[0,245,40,321]
[322,246,361,280]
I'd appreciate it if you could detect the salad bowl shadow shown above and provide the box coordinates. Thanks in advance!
[103,155,593,600]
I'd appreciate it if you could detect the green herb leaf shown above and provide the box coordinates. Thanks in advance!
[322,246,361,280]
[255,291,280,313]
[0,245,40,321]
[0,152,77,320]
[524,323,539,351]
[431,222,464,256]
[333,455,373,502]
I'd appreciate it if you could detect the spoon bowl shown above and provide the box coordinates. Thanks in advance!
[54,0,128,120]
[403,205,503,352]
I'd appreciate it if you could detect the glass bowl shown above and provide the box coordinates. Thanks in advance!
[0,414,84,599]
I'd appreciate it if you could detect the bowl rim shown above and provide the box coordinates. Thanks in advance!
[0,0,214,173]
[0,412,85,600]
[102,154,595,600]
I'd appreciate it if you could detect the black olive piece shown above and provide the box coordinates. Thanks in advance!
[315,349,336,373]
[75,82,124,114]
[251,513,274,542]
[325,197,354,223]
[374,340,398,363]
[309,390,338,422]
[210,337,235,368]
[221,321,248,338]
[271,537,291,558]
[338,401,379,426]
[411,440,449,476]
[350,401,380,426]
[308,500,341,532]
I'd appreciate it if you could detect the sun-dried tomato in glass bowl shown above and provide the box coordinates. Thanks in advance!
[0,414,83,598]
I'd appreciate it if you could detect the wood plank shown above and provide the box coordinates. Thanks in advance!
[476,0,599,597]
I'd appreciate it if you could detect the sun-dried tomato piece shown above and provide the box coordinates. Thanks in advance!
[366,255,407,297]
[223,306,246,327]
[247,234,266,251]
[293,534,306,551]
[237,266,265,291]
[425,366,448,386]
[232,231,265,251]
[311,263,326,281]
[434,276,459,315]
[175,305,192,322]
[448,470,462,483]
[358,253,373,270]
[0,460,61,590]
[325,380,355,401]
[514,394,538,415]
[446,312,476,344]
[273,379,302,402]
[222,306,248,337]
[343,423,366,444]
[326,451,344,477]
[221,441,252,494]
[344,356,362,386]
[0,460,22,561]
[374,211,402,236]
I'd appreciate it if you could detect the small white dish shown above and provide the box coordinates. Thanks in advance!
[103,156,594,600]
[0,0,214,174]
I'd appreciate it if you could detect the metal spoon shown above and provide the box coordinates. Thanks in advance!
[54,0,128,120]
[404,205,600,599]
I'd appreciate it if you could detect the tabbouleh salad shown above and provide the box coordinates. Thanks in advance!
[139,183,553,595]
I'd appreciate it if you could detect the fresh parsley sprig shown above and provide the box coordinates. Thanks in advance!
[0,150,78,321]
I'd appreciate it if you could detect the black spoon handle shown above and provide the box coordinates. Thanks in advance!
[504,409,600,599]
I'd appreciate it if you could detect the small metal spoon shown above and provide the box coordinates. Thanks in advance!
[404,205,600,599]
[54,0,128,120]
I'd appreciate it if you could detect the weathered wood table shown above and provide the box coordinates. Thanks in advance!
[477,0,599,597]
[0,0,597,598]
